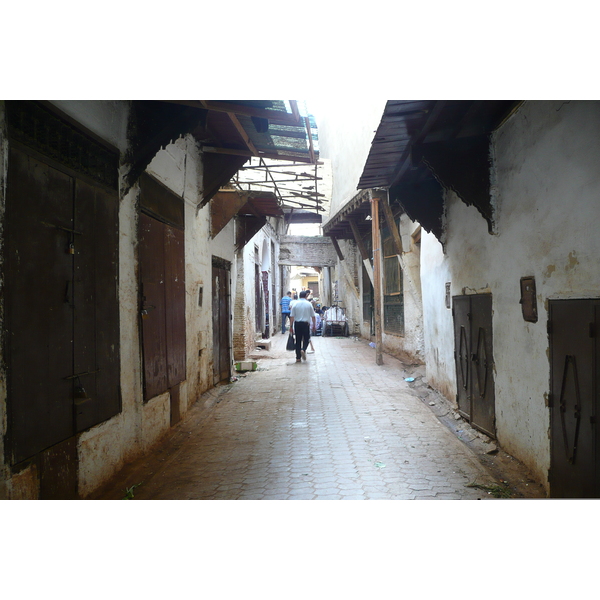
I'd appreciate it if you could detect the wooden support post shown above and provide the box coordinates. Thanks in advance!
[371,196,383,366]
[348,218,374,286]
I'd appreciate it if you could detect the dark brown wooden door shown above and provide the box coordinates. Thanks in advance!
[139,213,169,399]
[212,261,231,384]
[5,146,120,464]
[453,294,496,438]
[138,213,186,401]
[549,299,599,497]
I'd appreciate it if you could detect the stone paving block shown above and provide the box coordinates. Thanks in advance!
[93,334,542,501]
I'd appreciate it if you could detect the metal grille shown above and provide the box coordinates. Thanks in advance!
[383,254,403,335]
[6,101,119,189]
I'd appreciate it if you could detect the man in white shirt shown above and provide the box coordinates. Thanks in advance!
[290,290,316,363]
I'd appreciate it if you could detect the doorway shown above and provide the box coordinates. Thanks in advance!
[549,299,599,497]
[5,143,121,468]
[453,294,496,438]
[212,257,232,384]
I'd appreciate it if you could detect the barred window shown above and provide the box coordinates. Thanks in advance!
[382,225,404,335]
[362,263,373,322]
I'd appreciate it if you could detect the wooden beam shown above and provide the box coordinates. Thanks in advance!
[371,196,384,365]
[380,194,403,255]
[348,218,374,286]
[290,100,301,122]
[305,116,316,164]
[228,113,259,155]
[210,190,248,238]
[201,101,302,125]
[330,236,345,262]
[202,146,319,164]
[330,236,360,300]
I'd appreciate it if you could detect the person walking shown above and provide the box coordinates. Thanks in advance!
[290,290,316,363]
[280,291,292,334]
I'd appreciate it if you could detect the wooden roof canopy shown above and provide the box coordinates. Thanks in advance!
[124,100,321,212]
[324,100,521,242]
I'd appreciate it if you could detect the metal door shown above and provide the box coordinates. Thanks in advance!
[212,261,231,384]
[453,295,472,420]
[549,299,598,497]
[453,294,496,438]
[470,294,495,437]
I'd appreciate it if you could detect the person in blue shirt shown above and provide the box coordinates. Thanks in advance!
[280,291,292,334]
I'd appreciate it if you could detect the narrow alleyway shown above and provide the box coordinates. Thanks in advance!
[94,334,545,500]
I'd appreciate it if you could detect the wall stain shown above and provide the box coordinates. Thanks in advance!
[543,264,556,279]
[565,251,579,271]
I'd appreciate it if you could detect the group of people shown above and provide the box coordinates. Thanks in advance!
[280,290,321,363]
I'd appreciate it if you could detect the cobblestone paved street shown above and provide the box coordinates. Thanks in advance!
[94,334,545,500]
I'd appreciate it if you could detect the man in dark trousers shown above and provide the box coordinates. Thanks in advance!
[290,290,316,363]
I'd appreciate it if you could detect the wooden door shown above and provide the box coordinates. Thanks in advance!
[138,213,186,401]
[212,260,231,384]
[5,147,75,463]
[5,145,120,465]
[549,299,598,497]
[453,294,496,438]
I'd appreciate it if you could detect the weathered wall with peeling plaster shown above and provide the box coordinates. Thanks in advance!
[421,101,600,489]
[79,132,227,497]
[0,101,240,498]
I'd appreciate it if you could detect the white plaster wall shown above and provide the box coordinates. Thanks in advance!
[318,99,387,216]
[80,133,224,496]
[421,228,456,401]
[49,101,129,151]
[420,101,600,487]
